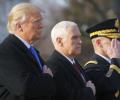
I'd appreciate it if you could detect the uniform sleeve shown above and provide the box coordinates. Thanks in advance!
[84,59,120,95]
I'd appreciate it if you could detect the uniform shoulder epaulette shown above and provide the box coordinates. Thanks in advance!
[84,60,98,67]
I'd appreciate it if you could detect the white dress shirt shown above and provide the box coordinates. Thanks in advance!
[14,34,31,49]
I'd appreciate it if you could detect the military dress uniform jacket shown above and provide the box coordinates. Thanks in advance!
[84,54,120,100]
[46,50,96,100]
[0,34,56,100]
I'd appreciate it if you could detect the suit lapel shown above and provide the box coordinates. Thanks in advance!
[7,34,43,73]
[26,49,43,72]
[74,59,87,82]
[54,50,86,86]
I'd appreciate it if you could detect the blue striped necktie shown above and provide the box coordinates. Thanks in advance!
[29,46,43,71]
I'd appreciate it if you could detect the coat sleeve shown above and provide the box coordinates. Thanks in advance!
[55,70,95,100]
[46,62,95,100]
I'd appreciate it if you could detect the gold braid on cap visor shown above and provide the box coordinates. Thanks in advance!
[90,29,120,38]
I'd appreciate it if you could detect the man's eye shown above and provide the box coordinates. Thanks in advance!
[32,19,41,24]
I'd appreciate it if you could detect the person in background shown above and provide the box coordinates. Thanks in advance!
[84,18,120,100]
[0,2,55,100]
[46,21,96,100]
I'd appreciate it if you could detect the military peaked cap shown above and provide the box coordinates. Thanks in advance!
[86,18,120,39]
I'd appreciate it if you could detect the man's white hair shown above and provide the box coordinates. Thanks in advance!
[51,21,77,44]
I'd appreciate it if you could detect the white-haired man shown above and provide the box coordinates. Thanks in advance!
[0,3,55,100]
[46,21,96,100]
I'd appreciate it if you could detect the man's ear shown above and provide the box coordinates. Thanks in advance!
[16,23,23,32]
[56,37,63,46]
[96,39,101,46]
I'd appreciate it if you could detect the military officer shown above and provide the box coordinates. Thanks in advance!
[84,18,120,100]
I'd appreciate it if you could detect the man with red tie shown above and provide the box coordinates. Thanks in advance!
[47,21,96,100]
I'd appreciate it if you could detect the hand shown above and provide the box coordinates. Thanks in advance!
[86,80,96,96]
[107,39,120,58]
[43,65,53,77]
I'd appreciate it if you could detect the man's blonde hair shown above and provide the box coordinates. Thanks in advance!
[7,2,41,33]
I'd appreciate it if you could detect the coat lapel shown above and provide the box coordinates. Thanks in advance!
[53,50,86,86]
[6,34,43,73]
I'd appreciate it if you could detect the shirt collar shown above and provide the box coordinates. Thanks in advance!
[61,53,75,64]
[14,34,31,49]
[96,53,111,63]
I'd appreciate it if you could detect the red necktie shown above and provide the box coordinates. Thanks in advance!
[73,62,86,83]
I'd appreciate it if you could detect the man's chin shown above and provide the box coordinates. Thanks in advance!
[74,52,81,56]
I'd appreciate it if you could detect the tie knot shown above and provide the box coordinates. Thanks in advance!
[30,45,34,50]
[29,46,36,53]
